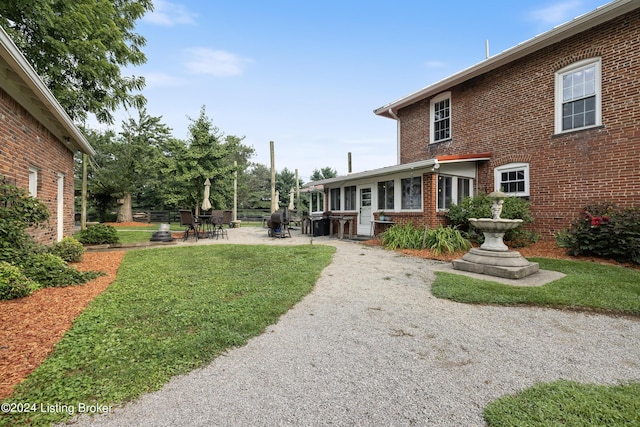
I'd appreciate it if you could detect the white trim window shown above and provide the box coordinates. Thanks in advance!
[28,167,38,197]
[555,58,601,133]
[494,163,530,197]
[344,186,357,211]
[401,176,422,210]
[437,175,472,211]
[430,91,451,144]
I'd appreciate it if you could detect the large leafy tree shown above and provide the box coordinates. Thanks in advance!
[310,167,338,181]
[81,109,173,222]
[0,0,151,124]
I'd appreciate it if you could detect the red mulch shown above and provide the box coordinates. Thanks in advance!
[0,251,125,399]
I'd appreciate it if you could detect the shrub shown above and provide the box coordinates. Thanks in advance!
[446,194,537,245]
[75,223,120,245]
[557,203,640,264]
[0,261,40,300]
[0,177,50,262]
[381,223,471,254]
[20,253,100,288]
[50,236,85,262]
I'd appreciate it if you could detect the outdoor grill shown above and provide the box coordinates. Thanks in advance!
[267,208,290,238]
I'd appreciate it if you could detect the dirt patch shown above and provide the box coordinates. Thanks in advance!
[0,251,125,399]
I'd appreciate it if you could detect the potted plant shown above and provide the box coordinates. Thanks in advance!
[379,211,386,221]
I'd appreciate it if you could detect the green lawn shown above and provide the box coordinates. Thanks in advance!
[431,258,640,426]
[1,244,335,426]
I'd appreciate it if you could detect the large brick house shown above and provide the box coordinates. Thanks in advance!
[306,0,639,240]
[0,27,95,244]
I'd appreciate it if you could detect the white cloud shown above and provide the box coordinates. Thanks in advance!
[143,0,197,26]
[142,72,185,87]
[528,0,583,26]
[184,48,252,77]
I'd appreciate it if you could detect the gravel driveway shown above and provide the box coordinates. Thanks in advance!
[73,228,640,426]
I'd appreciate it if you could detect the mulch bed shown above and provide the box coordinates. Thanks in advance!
[0,251,125,399]
[1,238,636,400]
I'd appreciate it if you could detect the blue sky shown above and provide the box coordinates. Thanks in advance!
[107,0,611,182]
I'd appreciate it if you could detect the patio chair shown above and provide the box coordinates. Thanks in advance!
[179,209,199,242]
[215,210,232,240]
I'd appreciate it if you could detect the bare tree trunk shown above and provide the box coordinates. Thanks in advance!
[117,193,133,222]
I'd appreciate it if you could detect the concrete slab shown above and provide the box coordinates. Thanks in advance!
[431,262,566,287]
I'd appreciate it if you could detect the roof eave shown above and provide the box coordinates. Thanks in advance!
[0,27,95,156]
[375,0,638,119]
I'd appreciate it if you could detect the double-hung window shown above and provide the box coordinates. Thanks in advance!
[430,92,451,144]
[555,58,601,133]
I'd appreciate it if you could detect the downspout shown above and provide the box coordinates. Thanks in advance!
[388,108,401,164]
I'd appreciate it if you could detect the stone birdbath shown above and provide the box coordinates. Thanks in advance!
[452,191,539,279]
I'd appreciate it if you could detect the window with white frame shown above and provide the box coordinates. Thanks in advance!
[28,167,38,197]
[494,163,530,197]
[437,175,472,211]
[377,180,394,210]
[344,186,356,210]
[555,58,601,133]
[430,92,451,143]
[401,176,422,209]
[329,188,341,210]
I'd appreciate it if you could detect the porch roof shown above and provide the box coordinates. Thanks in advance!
[304,153,491,188]
[374,0,638,119]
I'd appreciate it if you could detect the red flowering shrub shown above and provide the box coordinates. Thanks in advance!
[557,203,640,264]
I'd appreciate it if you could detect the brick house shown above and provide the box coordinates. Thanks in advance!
[0,27,95,244]
[306,0,639,240]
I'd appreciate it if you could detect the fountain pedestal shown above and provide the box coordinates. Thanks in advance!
[452,193,538,280]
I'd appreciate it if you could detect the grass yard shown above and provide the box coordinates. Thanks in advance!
[0,244,335,426]
[431,258,640,426]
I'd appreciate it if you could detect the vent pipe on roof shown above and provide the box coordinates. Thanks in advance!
[485,40,490,59]
[348,152,352,174]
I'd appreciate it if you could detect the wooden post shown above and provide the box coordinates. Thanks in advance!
[270,141,276,213]
[81,153,88,230]
[295,168,300,215]
[233,160,238,222]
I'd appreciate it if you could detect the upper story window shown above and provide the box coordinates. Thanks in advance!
[430,92,451,143]
[555,58,601,133]
[494,163,530,197]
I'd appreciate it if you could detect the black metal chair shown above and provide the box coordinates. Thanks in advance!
[179,210,199,242]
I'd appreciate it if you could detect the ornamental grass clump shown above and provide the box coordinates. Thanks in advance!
[381,223,471,255]
[557,202,640,264]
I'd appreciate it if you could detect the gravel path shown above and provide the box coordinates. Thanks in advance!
[73,228,640,426]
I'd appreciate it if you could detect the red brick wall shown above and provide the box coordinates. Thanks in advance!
[397,10,640,239]
[0,88,75,245]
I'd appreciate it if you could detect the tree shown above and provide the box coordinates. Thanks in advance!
[310,167,338,181]
[80,109,173,222]
[167,106,253,213]
[0,0,151,124]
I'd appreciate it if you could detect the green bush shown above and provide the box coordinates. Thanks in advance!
[557,203,640,264]
[0,177,50,262]
[0,261,40,300]
[446,194,537,246]
[381,223,471,254]
[20,253,100,288]
[75,223,120,245]
[50,236,85,262]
